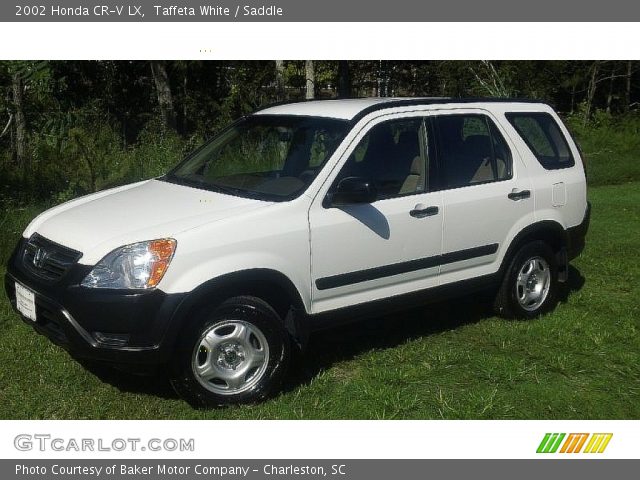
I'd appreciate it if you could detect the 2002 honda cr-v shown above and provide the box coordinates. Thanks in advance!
[6,98,590,406]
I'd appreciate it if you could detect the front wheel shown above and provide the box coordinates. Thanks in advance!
[494,241,559,319]
[170,296,290,407]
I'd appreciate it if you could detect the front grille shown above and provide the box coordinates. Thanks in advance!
[22,234,82,281]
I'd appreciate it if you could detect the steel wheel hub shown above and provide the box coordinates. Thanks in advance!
[516,256,551,312]
[192,320,269,395]
[217,343,245,370]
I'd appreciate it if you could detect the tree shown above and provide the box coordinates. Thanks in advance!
[584,61,600,124]
[305,60,315,100]
[469,61,514,97]
[1,61,50,170]
[625,60,633,113]
[150,61,177,131]
[275,60,285,101]
[11,72,26,168]
[337,61,350,98]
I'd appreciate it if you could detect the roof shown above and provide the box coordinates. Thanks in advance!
[254,97,548,121]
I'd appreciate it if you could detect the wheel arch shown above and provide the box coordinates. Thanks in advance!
[499,220,568,275]
[165,268,308,353]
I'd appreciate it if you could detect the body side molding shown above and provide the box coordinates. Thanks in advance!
[315,243,499,290]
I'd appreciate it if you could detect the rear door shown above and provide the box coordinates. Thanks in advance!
[432,109,535,285]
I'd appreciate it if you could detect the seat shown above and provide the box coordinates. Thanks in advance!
[339,125,424,197]
[391,130,423,195]
[463,135,494,183]
[399,155,424,194]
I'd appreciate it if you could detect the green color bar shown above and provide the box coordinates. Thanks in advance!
[542,434,558,453]
[549,433,566,453]
[537,433,552,453]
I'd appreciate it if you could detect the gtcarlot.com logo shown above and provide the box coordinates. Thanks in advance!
[14,434,195,452]
[536,433,613,454]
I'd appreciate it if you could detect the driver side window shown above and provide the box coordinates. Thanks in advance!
[335,118,429,200]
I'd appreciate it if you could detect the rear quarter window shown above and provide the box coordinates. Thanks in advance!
[506,112,575,170]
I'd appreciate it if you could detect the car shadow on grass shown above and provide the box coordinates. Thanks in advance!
[283,294,494,394]
[75,358,180,400]
[558,265,586,304]
[77,266,585,403]
[284,265,586,395]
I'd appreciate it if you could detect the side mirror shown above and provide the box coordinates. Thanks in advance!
[327,177,378,207]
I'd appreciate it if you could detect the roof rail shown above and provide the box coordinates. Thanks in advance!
[253,96,552,122]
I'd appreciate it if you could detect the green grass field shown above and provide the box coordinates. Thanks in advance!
[0,179,638,419]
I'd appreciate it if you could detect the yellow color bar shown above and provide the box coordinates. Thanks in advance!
[584,433,613,453]
[597,433,613,453]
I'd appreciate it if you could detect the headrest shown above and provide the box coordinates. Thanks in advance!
[464,135,492,155]
[397,130,418,149]
[409,156,423,175]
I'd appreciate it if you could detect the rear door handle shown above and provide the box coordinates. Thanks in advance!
[508,189,531,201]
[410,204,439,218]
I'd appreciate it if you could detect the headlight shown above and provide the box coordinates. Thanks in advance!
[81,239,177,289]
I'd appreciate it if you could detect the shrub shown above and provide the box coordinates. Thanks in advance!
[566,110,640,186]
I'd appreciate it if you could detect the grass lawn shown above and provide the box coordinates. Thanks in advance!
[0,181,638,419]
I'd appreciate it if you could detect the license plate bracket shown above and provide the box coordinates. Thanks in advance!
[15,282,37,322]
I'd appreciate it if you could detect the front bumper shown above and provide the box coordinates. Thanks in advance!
[5,238,185,367]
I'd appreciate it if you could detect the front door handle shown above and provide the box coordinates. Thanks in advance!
[508,189,531,201]
[410,204,439,218]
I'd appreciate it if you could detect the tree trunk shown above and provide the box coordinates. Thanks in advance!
[337,61,350,98]
[275,60,285,101]
[181,71,188,134]
[305,60,315,100]
[12,72,27,169]
[584,61,599,125]
[625,60,632,113]
[150,61,177,131]
[606,64,615,114]
[0,113,12,139]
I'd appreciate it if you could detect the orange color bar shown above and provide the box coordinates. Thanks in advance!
[574,433,590,453]
[560,434,575,453]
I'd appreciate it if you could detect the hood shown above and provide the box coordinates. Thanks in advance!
[24,179,272,264]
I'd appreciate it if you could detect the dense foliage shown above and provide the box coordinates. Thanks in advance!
[0,60,638,203]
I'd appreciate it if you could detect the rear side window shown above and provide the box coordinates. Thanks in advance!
[506,112,574,170]
[434,114,512,190]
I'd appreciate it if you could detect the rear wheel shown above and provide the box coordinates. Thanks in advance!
[170,296,290,407]
[494,241,559,319]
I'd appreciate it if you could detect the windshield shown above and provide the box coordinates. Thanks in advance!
[165,115,349,201]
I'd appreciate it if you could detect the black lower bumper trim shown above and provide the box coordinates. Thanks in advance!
[567,202,591,260]
[5,258,185,367]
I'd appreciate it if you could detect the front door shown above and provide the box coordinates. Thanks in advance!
[309,114,443,314]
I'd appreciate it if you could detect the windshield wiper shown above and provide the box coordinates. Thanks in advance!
[164,174,247,198]
[208,183,245,197]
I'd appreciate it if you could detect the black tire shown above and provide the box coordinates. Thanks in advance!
[169,295,290,407]
[493,241,559,319]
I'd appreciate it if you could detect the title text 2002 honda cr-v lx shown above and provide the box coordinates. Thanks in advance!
[6,98,590,406]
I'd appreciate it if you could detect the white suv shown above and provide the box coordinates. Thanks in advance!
[6,98,590,406]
